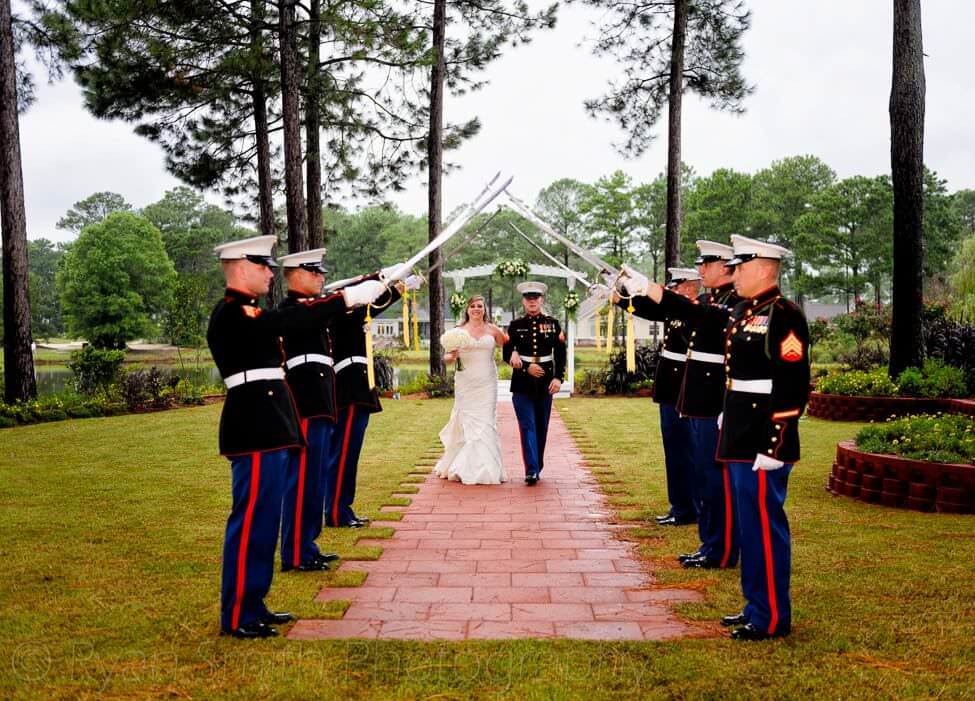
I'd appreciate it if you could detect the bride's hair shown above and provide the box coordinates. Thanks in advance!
[460,295,487,326]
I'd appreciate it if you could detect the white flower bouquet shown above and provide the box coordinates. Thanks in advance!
[440,327,475,371]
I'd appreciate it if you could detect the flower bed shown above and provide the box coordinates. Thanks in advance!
[827,440,974,514]
[810,361,972,421]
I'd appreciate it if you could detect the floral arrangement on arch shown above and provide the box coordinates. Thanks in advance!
[494,259,530,278]
[563,289,580,319]
[449,292,467,319]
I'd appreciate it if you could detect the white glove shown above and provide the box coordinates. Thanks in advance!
[716,412,723,430]
[402,274,423,291]
[600,271,617,287]
[620,264,650,297]
[753,453,785,471]
[342,280,386,307]
[588,283,610,299]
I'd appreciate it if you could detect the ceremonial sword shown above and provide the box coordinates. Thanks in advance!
[323,172,511,292]
[384,173,513,284]
[507,221,593,288]
[504,190,620,278]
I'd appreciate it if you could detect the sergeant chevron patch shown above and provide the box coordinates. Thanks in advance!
[780,331,804,362]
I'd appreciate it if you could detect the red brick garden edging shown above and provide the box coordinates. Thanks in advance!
[808,392,975,422]
[827,440,974,514]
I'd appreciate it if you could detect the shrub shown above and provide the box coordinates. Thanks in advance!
[397,372,431,396]
[118,367,176,410]
[0,392,119,428]
[856,413,975,464]
[922,307,975,394]
[602,345,659,395]
[816,367,899,397]
[576,369,604,395]
[67,345,125,396]
[896,359,968,399]
[372,352,396,392]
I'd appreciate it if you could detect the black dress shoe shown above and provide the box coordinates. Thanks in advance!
[525,474,538,486]
[681,554,720,569]
[350,516,371,526]
[654,513,674,523]
[677,550,702,563]
[656,515,696,526]
[720,612,748,627]
[299,559,330,571]
[315,552,340,564]
[225,621,279,639]
[730,622,788,641]
[260,611,295,625]
[341,520,367,528]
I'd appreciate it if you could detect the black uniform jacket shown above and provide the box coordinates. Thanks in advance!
[623,295,691,406]
[661,285,811,463]
[502,313,567,397]
[660,283,742,418]
[328,285,402,414]
[207,287,347,456]
[279,291,338,422]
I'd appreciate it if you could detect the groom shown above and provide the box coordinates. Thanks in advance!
[503,281,567,486]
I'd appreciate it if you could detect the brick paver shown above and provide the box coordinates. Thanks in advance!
[289,402,702,641]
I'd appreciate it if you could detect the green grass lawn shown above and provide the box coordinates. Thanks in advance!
[0,399,972,699]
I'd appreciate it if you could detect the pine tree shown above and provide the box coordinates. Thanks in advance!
[889,0,925,376]
[579,0,751,274]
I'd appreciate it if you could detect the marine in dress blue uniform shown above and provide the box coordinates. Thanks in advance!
[619,268,701,526]
[627,235,809,640]
[207,236,386,638]
[502,282,567,486]
[670,243,742,569]
[324,271,421,526]
[276,249,342,573]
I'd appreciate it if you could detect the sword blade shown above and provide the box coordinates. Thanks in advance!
[386,174,513,283]
[505,190,619,277]
[508,222,592,287]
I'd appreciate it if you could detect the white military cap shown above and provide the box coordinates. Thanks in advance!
[213,235,278,267]
[278,248,327,273]
[695,240,734,264]
[516,281,548,297]
[727,234,792,266]
[667,267,701,283]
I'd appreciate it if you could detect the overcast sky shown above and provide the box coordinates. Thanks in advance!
[18,0,975,244]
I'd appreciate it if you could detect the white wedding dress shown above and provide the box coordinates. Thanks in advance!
[434,331,507,484]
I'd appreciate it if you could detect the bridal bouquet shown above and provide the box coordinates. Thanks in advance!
[441,327,475,371]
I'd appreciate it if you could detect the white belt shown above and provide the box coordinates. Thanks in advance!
[660,349,687,363]
[286,353,334,370]
[224,367,285,389]
[522,354,553,363]
[688,350,724,365]
[334,356,368,373]
[730,378,773,394]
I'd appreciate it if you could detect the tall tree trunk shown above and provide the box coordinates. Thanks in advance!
[305,0,323,249]
[0,0,36,403]
[889,0,925,377]
[427,0,446,378]
[250,0,274,239]
[279,0,306,253]
[664,0,687,277]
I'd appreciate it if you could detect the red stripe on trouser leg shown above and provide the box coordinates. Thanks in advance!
[293,419,309,567]
[332,407,355,526]
[720,464,733,568]
[232,452,261,631]
[758,470,779,635]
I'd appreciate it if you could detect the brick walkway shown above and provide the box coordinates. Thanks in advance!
[289,402,702,641]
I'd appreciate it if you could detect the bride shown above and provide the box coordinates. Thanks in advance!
[434,295,508,484]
